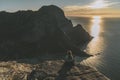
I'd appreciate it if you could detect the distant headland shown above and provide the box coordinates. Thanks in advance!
[0,5,92,59]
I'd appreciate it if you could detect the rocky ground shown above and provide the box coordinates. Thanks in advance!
[0,60,110,80]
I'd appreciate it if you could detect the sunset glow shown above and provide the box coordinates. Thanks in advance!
[89,0,107,9]
[64,0,120,17]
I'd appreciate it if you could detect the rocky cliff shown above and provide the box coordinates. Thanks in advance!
[0,5,92,59]
[0,60,110,80]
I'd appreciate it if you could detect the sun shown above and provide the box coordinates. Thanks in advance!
[89,0,107,9]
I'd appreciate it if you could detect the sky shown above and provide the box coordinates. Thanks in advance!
[0,0,120,17]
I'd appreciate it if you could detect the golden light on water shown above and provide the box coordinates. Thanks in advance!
[91,16,101,38]
[81,16,105,67]
[87,16,104,55]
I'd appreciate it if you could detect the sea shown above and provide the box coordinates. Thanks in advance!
[68,16,120,80]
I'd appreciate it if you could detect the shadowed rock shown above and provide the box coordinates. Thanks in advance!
[0,5,92,59]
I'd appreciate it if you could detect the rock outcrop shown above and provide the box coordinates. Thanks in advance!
[0,5,92,59]
[0,60,110,80]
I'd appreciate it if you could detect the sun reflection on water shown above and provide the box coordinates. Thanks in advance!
[91,16,101,38]
[81,16,105,67]
[87,16,104,55]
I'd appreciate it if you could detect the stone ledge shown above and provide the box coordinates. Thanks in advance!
[0,60,110,80]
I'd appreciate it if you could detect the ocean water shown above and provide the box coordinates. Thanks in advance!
[68,16,120,80]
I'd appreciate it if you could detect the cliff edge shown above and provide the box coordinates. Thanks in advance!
[0,60,110,80]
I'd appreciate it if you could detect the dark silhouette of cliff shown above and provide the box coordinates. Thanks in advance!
[0,5,92,59]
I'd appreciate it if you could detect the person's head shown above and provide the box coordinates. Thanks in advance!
[67,50,72,56]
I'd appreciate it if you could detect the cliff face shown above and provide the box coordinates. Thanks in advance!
[0,5,92,58]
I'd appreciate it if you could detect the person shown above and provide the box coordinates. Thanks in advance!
[65,50,75,66]
[55,50,75,80]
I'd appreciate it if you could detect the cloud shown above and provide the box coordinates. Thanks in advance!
[88,0,120,9]
[63,0,120,11]
[63,0,120,17]
[63,5,91,12]
[105,1,120,7]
